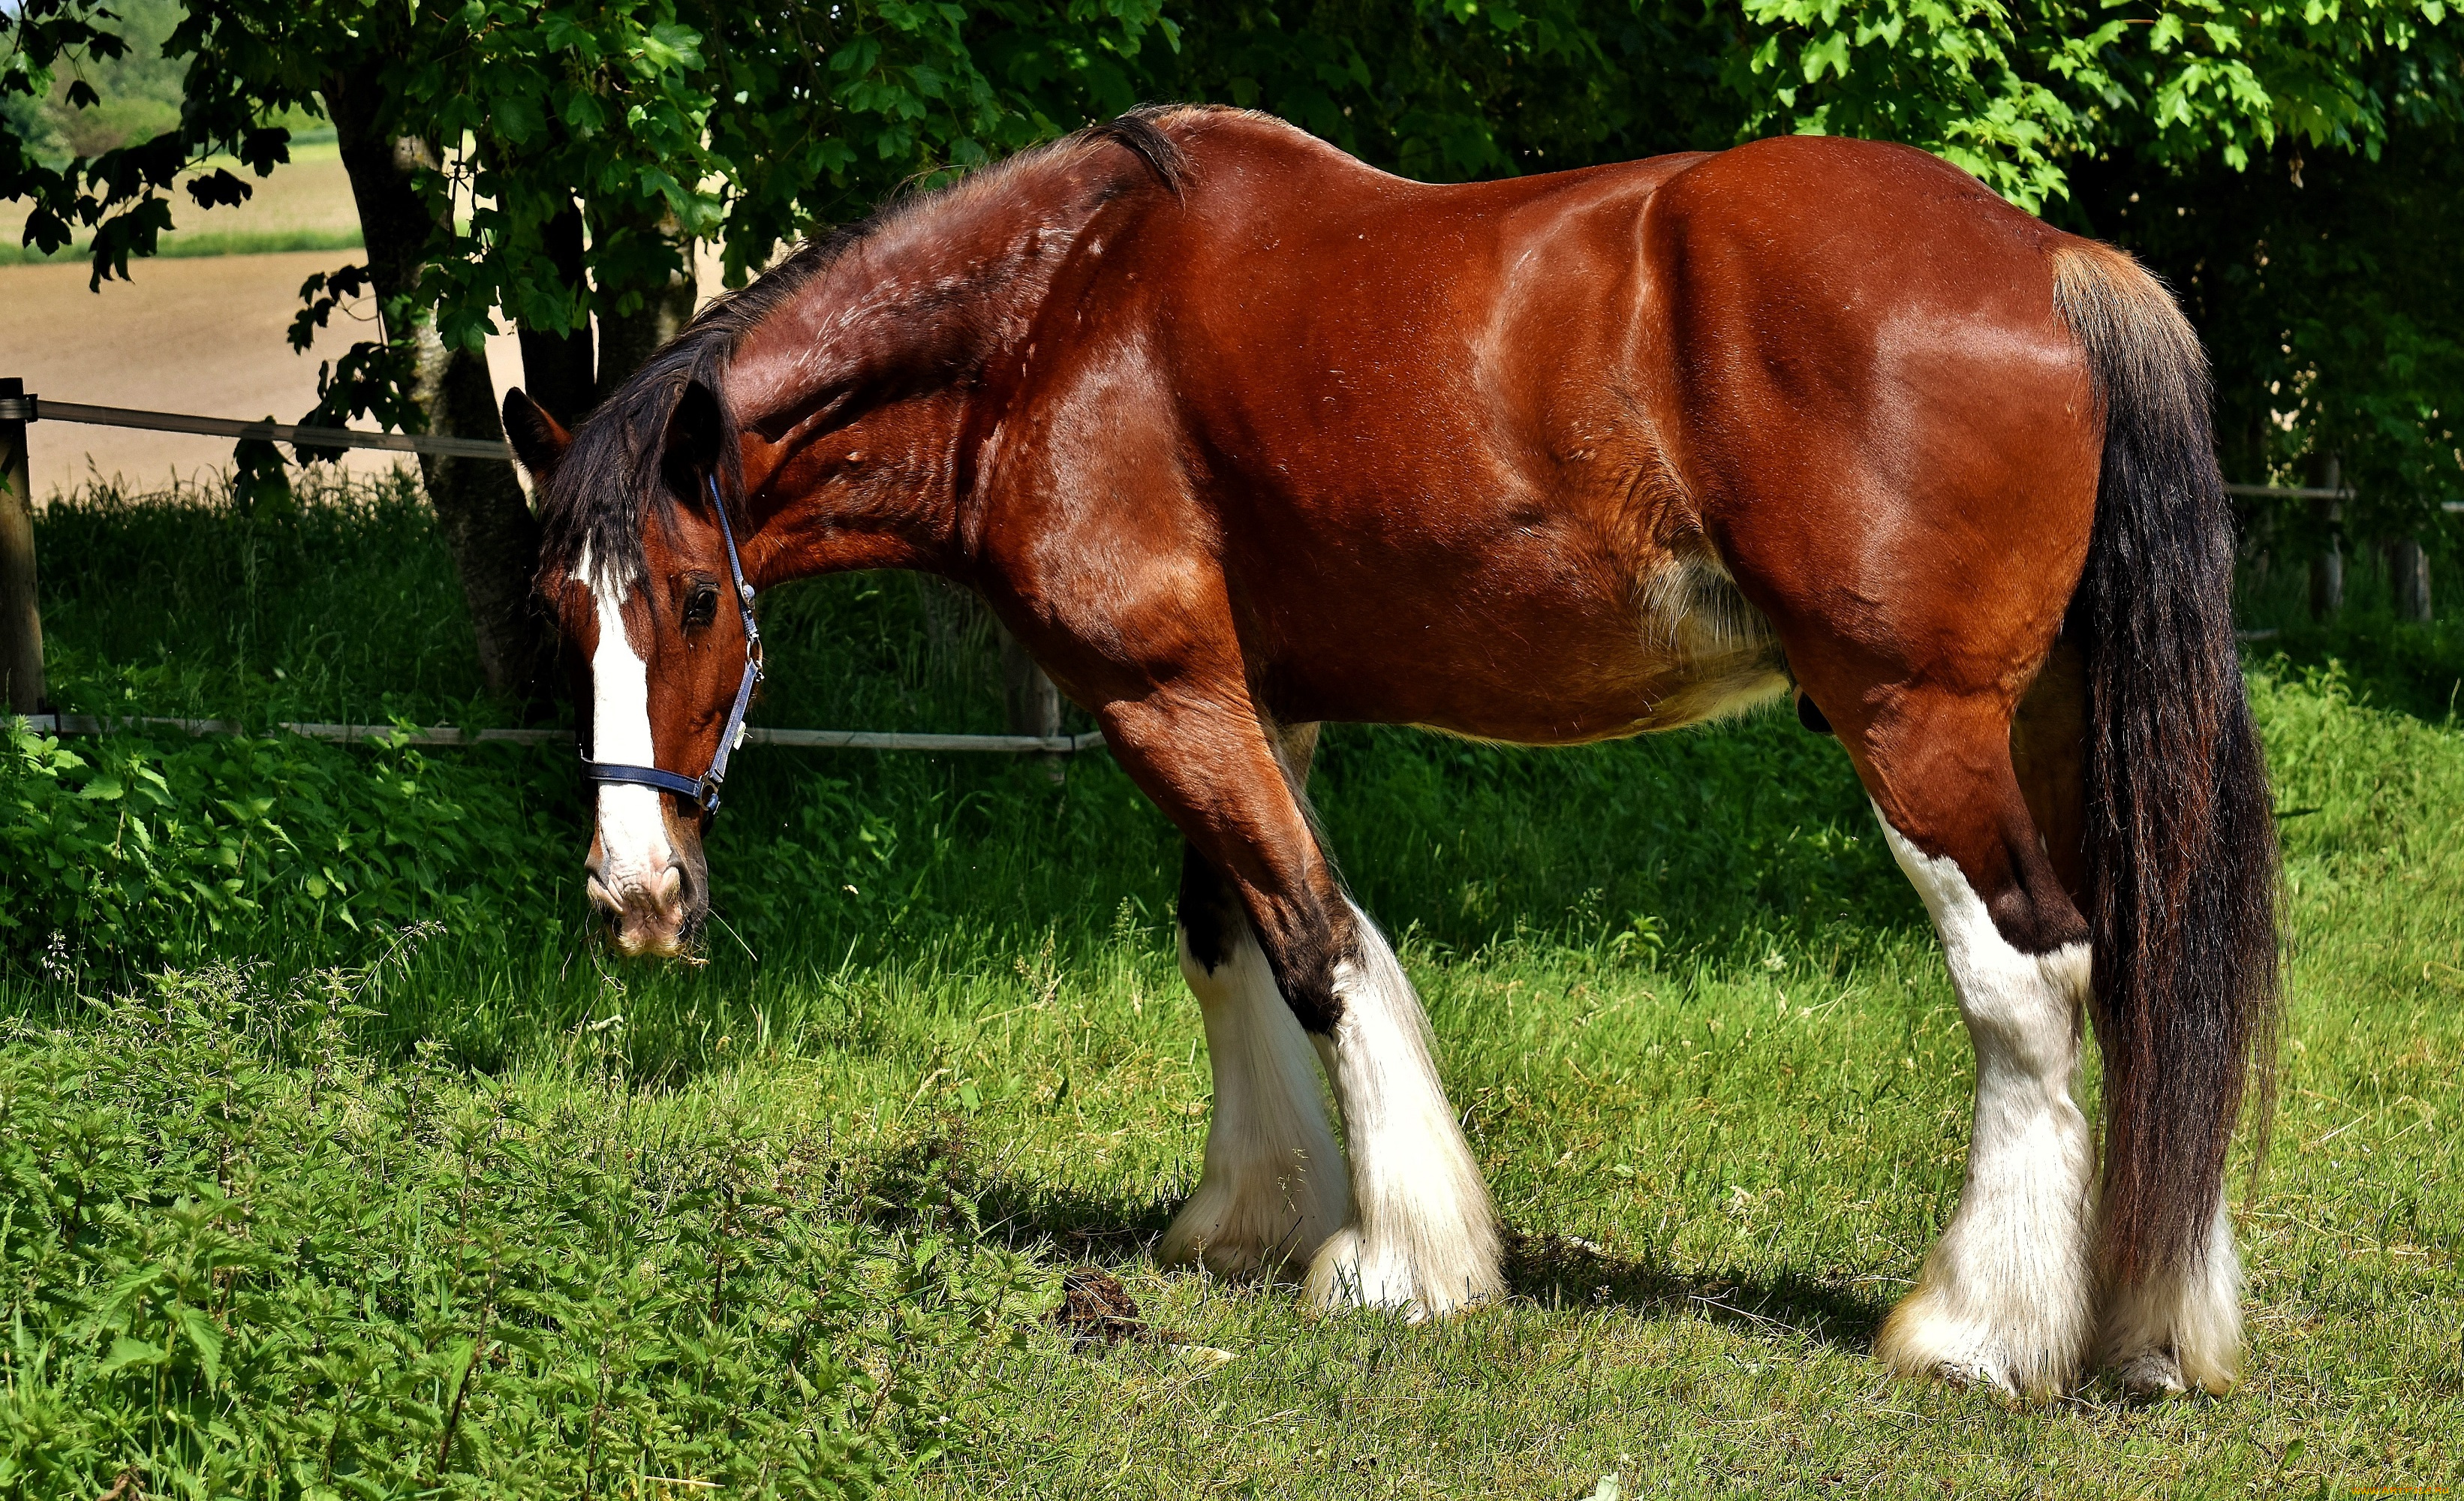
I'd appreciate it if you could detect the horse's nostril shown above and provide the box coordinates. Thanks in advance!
[587,874,621,916]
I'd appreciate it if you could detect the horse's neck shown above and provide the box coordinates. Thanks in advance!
[728,152,1133,443]
[724,150,1141,581]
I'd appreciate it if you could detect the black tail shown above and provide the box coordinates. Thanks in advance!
[2053,243,2282,1290]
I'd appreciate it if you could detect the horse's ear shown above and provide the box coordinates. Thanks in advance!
[503,388,572,480]
[663,380,726,498]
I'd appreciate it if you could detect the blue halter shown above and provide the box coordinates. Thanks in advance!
[579,470,765,819]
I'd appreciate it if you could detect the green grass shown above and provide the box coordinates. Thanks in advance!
[5,476,2459,1496]
[0,227,365,266]
[0,953,1039,1499]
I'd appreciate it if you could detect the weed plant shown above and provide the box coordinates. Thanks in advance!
[0,943,1040,1497]
[3,475,2458,1496]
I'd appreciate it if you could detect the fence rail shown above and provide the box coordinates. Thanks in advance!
[16,712,1107,757]
[0,395,515,461]
[2226,480,2464,514]
[0,383,1100,751]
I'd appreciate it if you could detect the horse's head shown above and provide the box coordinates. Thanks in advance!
[513,380,758,958]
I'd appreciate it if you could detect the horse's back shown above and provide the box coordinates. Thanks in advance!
[1105,115,1720,737]
[1061,114,2104,738]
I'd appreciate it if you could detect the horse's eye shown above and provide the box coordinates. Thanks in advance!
[682,582,721,631]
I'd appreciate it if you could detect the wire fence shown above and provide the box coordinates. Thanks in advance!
[0,386,1100,756]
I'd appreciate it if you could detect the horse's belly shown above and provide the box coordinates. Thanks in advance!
[1270,552,1791,744]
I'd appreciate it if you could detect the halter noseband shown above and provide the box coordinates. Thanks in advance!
[579,470,765,819]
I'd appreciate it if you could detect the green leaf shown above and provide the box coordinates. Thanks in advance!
[99,1335,167,1375]
[173,1303,226,1385]
[1801,30,1852,83]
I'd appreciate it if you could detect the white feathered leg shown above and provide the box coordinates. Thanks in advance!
[2098,1196,2243,1394]
[1874,816,2099,1398]
[1304,901,1503,1321]
[1160,918,1351,1277]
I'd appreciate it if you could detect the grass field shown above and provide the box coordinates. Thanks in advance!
[4,477,2459,1497]
[0,143,363,267]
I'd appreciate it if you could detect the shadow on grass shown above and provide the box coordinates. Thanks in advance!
[853,1124,1889,1356]
[1501,1227,1890,1355]
[848,1119,1181,1248]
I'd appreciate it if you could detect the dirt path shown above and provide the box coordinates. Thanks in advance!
[3,234,733,503]
[1,249,532,501]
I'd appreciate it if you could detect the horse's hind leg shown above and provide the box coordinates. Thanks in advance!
[1162,835,1351,1279]
[1831,681,2100,1397]
[1103,695,1501,1319]
[2010,648,2241,1397]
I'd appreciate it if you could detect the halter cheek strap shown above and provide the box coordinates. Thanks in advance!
[579,470,766,819]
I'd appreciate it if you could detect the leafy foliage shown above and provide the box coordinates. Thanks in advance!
[7,0,2456,522]
[1729,0,2448,209]
[0,720,570,973]
[2077,79,2464,530]
[0,955,1043,1497]
[0,475,573,976]
[0,0,293,283]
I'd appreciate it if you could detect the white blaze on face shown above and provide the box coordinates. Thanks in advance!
[585,566,679,906]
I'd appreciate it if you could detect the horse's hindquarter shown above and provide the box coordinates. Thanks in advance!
[1127,131,1722,742]
[1641,137,2103,705]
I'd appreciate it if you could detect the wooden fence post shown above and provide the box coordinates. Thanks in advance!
[2308,455,2343,622]
[2386,537,2432,623]
[1000,625,1066,779]
[0,378,45,714]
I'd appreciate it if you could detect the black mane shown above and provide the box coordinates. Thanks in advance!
[534,107,1193,596]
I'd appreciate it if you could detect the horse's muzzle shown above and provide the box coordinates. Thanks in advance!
[588,857,704,958]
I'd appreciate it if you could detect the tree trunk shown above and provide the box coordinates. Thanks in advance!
[591,207,698,400]
[516,203,597,427]
[327,68,550,705]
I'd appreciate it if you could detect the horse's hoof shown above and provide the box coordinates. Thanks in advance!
[1303,1226,1501,1322]
[1875,1292,2082,1400]
[1931,1358,2020,1397]
[2108,1349,2189,1398]
[1160,1175,1343,1283]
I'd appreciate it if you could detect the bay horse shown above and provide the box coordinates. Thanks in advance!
[507,105,2278,1400]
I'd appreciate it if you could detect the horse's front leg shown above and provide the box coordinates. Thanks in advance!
[1101,692,1503,1320]
[1162,835,1352,1279]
